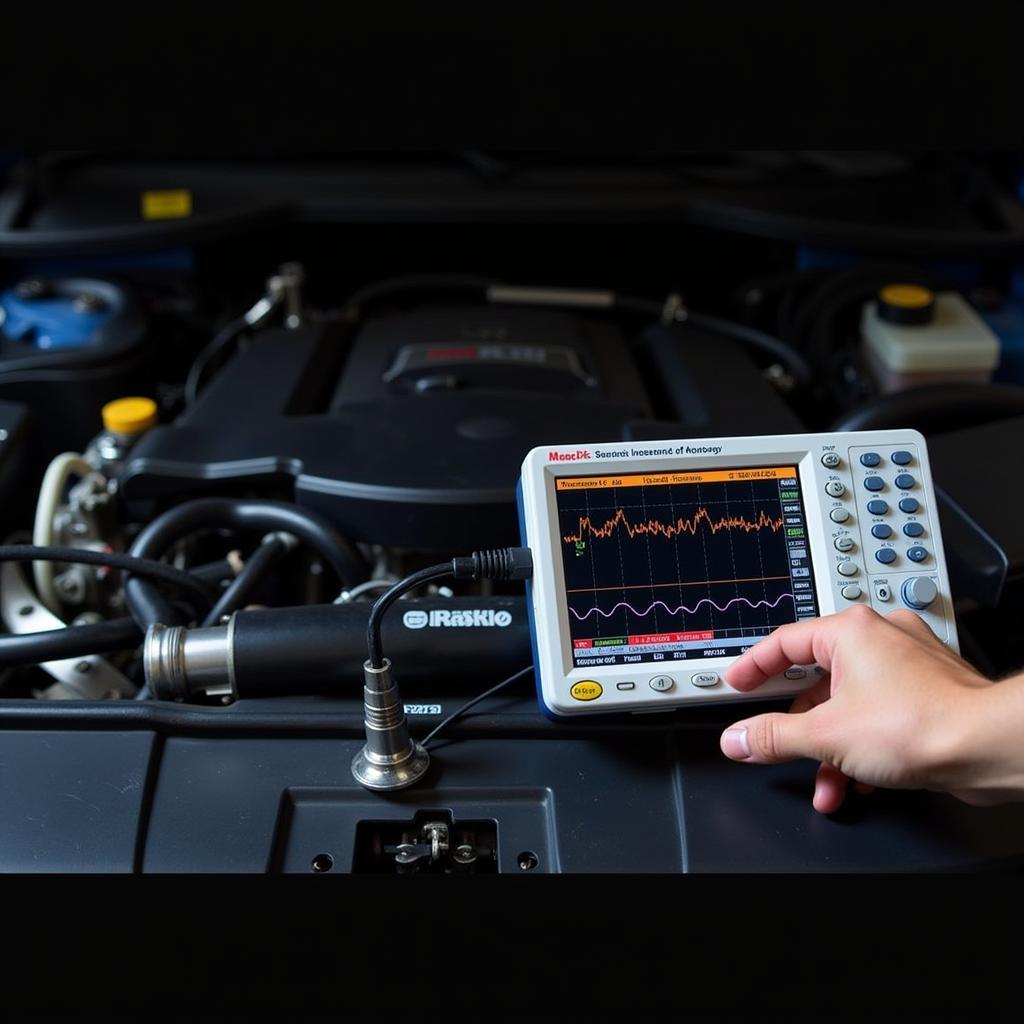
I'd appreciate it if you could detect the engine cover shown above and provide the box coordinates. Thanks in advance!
[120,305,655,549]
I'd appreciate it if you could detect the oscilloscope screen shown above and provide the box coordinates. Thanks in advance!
[554,465,820,667]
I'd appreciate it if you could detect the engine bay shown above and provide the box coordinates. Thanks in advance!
[3,152,1024,872]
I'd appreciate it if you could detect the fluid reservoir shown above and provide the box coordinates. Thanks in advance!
[862,284,1001,393]
[87,396,159,473]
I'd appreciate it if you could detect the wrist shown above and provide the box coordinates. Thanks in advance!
[938,674,1024,803]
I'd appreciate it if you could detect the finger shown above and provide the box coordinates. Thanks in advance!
[813,763,849,814]
[725,607,873,690]
[721,709,824,765]
[788,675,832,714]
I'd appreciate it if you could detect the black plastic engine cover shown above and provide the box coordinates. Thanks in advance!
[120,306,655,549]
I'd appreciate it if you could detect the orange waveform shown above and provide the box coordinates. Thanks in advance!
[563,506,785,544]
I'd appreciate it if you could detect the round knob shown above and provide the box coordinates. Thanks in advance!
[901,576,938,610]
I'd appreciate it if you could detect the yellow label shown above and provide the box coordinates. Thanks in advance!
[141,189,193,221]
[570,680,603,702]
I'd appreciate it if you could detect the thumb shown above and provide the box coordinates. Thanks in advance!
[721,711,822,765]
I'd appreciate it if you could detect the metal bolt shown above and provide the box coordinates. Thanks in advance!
[72,293,105,314]
[18,605,34,617]
[15,279,47,300]
[75,661,92,675]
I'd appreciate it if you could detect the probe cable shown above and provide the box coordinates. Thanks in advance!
[420,664,534,749]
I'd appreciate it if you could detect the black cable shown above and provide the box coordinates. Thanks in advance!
[829,382,1024,433]
[344,274,499,312]
[421,665,534,749]
[183,314,252,407]
[0,617,142,669]
[126,498,368,628]
[200,534,289,627]
[366,563,453,670]
[685,312,813,385]
[0,545,216,606]
[366,547,533,670]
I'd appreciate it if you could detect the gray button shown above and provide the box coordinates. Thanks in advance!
[649,675,675,692]
[902,576,938,610]
[895,473,916,490]
[829,508,850,523]
[825,481,846,498]
[859,452,882,467]
[841,584,862,600]
[837,561,858,577]
[784,667,807,680]
[863,476,885,492]
[834,536,855,552]
[821,452,841,468]
[690,672,720,688]
[899,497,920,514]
[875,547,898,565]
[891,451,913,466]
[616,681,636,691]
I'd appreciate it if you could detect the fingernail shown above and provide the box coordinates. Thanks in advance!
[722,727,751,760]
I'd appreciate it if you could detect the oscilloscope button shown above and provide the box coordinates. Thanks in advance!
[859,452,882,467]
[871,524,893,539]
[837,561,858,577]
[891,451,914,466]
[867,499,889,516]
[821,452,842,468]
[834,536,855,552]
[902,577,938,610]
[690,672,720,688]
[784,667,807,680]
[863,476,885,492]
[841,584,862,600]
[903,522,925,537]
[899,497,920,514]
[570,681,604,701]
[907,546,929,563]
[895,473,916,490]
[875,548,898,565]
[829,508,850,524]
[649,675,675,692]
[824,481,846,498]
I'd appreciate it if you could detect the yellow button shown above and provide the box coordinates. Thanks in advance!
[879,283,933,309]
[101,397,158,436]
[570,680,603,701]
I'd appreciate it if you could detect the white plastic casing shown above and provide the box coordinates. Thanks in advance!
[519,430,958,718]
[862,292,1000,393]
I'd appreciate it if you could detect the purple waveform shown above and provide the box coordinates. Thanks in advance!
[569,591,796,622]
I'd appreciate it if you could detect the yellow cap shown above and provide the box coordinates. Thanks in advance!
[102,397,158,435]
[879,283,934,309]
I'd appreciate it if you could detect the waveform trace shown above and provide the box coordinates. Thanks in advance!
[569,591,795,622]
[563,505,785,545]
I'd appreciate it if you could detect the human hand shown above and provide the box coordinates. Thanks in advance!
[718,604,1015,813]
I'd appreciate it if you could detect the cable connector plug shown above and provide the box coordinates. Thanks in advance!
[452,547,533,581]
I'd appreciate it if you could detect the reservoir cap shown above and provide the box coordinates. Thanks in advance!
[877,283,936,326]
[102,396,158,435]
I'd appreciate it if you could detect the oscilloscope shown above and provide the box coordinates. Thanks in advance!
[518,430,958,717]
